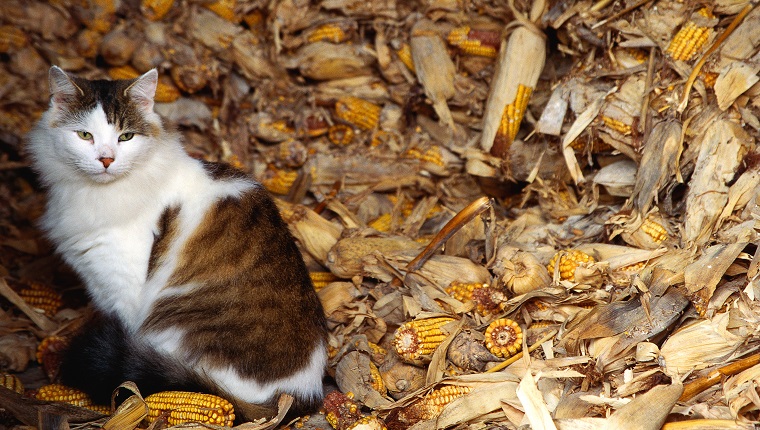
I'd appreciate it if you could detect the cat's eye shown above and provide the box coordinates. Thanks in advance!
[77,131,92,140]
[118,132,135,142]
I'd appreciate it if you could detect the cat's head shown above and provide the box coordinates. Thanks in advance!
[33,66,163,184]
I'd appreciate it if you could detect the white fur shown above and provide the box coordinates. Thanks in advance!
[28,105,253,329]
[143,328,327,403]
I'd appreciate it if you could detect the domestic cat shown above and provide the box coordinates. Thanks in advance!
[26,66,328,416]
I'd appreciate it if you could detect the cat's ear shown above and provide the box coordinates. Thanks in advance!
[49,66,83,107]
[125,69,158,111]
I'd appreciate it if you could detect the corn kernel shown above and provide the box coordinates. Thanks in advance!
[393,317,456,363]
[145,391,235,427]
[484,318,523,358]
[335,97,382,131]
[547,249,595,282]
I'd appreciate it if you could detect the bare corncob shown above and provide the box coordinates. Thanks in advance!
[335,97,382,130]
[403,146,445,168]
[145,391,235,427]
[0,373,24,394]
[495,84,533,149]
[0,25,27,53]
[484,318,523,358]
[601,115,633,135]
[309,271,340,290]
[400,385,473,421]
[368,213,393,232]
[446,26,499,57]
[666,8,714,61]
[140,0,173,21]
[393,317,456,363]
[641,216,668,243]
[547,249,596,282]
[19,281,62,317]
[35,384,95,408]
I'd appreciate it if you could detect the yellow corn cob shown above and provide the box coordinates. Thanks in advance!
[243,10,264,30]
[701,70,718,88]
[0,373,24,395]
[386,195,415,218]
[393,317,456,363]
[470,284,507,316]
[0,25,27,53]
[528,320,558,330]
[260,165,298,195]
[666,9,713,61]
[547,249,596,282]
[400,385,473,421]
[368,362,386,395]
[203,0,239,23]
[619,261,646,273]
[641,216,668,243]
[19,281,62,317]
[306,23,349,43]
[367,341,387,362]
[335,97,382,131]
[396,43,416,73]
[445,281,478,302]
[484,318,523,358]
[107,66,181,103]
[495,84,533,149]
[36,384,95,408]
[140,0,173,21]
[328,124,355,145]
[447,26,499,57]
[601,116,633,135]
[404,146,444,168]
[145,391,235,427]
[309,271,339,290]
[368,213,393,232]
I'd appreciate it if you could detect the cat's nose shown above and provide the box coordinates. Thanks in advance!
[100,157,114,168]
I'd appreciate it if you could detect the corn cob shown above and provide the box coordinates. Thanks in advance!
[145,391,235,427]
[260,165,298,195]
[495,84,533,150]
[601,115,633,135]
[107,66,181,103]
[302,115,330,137]
[203,0,239,23]
[701,70,718,88]
[484,318,523,358]
[619,261,646,273]
[547,249,596,282]
[309,271,340,290]
[528,320,558,330]
[393,317,455,363]
[0,373,24,394]
[399,385,473,422]
[242,10,264,30]
[396,43,416,73]
[140,0,173,21]
[19,281,62,317]
[368,361,386,395]
[328,124,355,145]
[470,284,507,316]
[403,146,445,168]
[640,215,668,243]
[81,0,117,33]
[368,213,393,232]
[666,8,714,61]
[324,391,362,429]
[306,23,350,44]
[36,335,68,379]
[367,341,387,365]
[446,26,499,57]
[36,384,95,408]
[334,97,382,131]
[0,25,27,53]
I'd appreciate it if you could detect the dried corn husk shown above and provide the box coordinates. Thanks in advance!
[479,24,545,156]
[276,200,343,264]
[683,117,753,248]
[410,19,457,132]
[285,42,375,80]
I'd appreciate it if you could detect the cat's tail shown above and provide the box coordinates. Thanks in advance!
[58,312,209,405]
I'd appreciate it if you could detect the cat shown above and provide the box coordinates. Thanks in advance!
[26,66,328,417]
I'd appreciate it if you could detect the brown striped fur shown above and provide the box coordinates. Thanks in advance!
[142,173,326,382]
[147,205,180,279]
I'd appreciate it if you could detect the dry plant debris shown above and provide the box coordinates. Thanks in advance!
[1,0,760,429]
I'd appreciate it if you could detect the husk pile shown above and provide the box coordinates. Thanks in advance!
[1,0,760,429]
